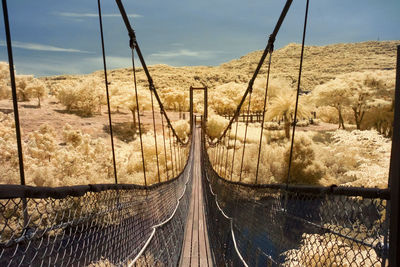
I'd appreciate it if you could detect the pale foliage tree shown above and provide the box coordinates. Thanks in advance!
[251,78,292,113]
[111,85,151,130]
[210,82,246,115]
[172,120,190,141]
[313,79,351,129]
[0,66,47,107]
[161,88,188,118]
[56,78,105,116]
[314,70,395,130]
[16,75,34,101]
[265,90,311,138]
[207,113,229,140]
[346,71,394,130]
[0,62,11,100]
[25,78,47,107]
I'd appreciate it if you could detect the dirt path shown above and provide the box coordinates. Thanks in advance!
[0,97,187,142]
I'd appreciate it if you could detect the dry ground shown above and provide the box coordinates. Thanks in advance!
[0,96,188,143]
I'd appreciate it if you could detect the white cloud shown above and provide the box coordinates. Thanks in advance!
[9,55,133,77]
[56,12,142,19]
[150,49,217,59]
[85,56,132,69]
[0,40,91,53]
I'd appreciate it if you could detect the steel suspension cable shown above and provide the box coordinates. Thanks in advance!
[218,141,223,174]
[131,48,147,185]
[239,91,253,182]
[220,132,228,175]
[97,0,118,184]
[255,52,273,184]
[2,0,25,186]
[209,0,294,145]
[173,136,178,175]
[230,118,240,181]
[160,111,169,180]
[115,0,187,146]
[215,142,221,170]
[224,126,232,178]
[176,142,180,173]
[286,0,310,185]
[168,125,175,177]
[178,143,182,172]
[2,0,29,228]
[150,90,161,183]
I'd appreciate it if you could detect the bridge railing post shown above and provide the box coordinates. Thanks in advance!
[389,45,400,267]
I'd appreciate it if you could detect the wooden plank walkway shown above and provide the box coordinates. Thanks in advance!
[180,128,213,267]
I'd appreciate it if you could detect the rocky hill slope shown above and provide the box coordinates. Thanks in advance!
[43,40,400,92]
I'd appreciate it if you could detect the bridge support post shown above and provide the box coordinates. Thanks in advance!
[190,86,194,134]
[389,45,400,266]
[189,86,208,135]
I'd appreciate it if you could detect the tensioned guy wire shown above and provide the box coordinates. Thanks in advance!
[286,0,310,185]
[97,0,118,184]
[239,90,253,182]
[161,111,169,180]
[255,52,273,184]
[150,90,161,183]
[131,48,147,185]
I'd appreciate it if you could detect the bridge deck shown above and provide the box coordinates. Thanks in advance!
[180,128,213,266]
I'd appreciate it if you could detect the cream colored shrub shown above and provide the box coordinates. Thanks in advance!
[0,62,11,99]
[172,120,190,141]
[210,82,246,115]
[25,78,47,107]
[283,231,379,267]
[264,121,283,130]
[296,120,309,127]
[110,84,151,130]
[0,113,20,184]
[265,90,311,138]
[118,131,188,185]
[318,130,390,188]
[207,113,229,140]
[233,122,262,144]
[27,123,57,162]
[283,134,325,185]
[56,78,105,116]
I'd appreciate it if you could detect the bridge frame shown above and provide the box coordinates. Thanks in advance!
[189,86,208,135]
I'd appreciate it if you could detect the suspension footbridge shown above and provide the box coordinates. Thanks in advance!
[0,0,399,266]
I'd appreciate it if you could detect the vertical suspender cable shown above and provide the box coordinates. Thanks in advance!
[216,142,221,170]
[2,0,29,228]
[222,133,228,174]
[131,49,147,186]
[97,0,118,184]
[168,125,175,177]
[219,140,224,174]
[161,111,169,180]
[178,143,182,172]
[224,126,232,178]
[173,136,178,175]
[230,118,239,181]
[2,0,25,186]
[286,0,310,185]
[255,52,273,184]
[150,90,161,183]
[239,91,253,182]
[388,45,400,267]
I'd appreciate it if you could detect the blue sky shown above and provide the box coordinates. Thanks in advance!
[0,0,399,76]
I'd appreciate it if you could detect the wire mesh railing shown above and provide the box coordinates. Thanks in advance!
[0,134,194,267]
[202,130,390,266]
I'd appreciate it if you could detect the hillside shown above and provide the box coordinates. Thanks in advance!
[43,40,400,91]
[0,40,398,188]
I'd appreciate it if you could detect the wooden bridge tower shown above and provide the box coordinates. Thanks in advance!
[189,86,208,134]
